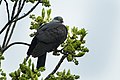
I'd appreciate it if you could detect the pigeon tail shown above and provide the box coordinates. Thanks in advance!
[37,53,47,69]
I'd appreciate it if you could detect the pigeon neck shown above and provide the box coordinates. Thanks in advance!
[52,20,61,23]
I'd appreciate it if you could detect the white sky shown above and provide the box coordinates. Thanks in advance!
[0,0,120,80]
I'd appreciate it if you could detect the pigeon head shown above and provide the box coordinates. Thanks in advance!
[53,16,64,23]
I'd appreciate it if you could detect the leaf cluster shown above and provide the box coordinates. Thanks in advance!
[0,50,6,80]
[0,52,5,63]
[48,69,80,80]
[9,58,45,80]
[0,0,89,79]
[61,26,89,65]
[28,5,89,79]
[0,68,6,80]
[29,8,51,37]
[10,0,51,7]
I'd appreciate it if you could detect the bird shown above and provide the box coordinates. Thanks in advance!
[27,16,68,69]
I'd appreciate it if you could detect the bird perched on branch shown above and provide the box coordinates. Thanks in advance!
[27,16,68,69]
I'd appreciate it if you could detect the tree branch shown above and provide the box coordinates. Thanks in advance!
[5,0,23,46]
[45,54,67,80]
[13,0,26,18]
[0,0,42,35]
[0,0,23,35]
[2,0,19,48]
[2,25,10,48]
[18,0,22,11]
[4,0,10,21]
[0,20,12,34]
[5,22,17,46]
[11,0,19,19]
[13,1,41,22]
[2,42,30,53]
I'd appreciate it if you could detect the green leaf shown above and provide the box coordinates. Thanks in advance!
[42,8,45,19]
[66,69,71,75]
[0,56,4,60]
[71,34,78,39]
[20,64,26,73]
[56,72,62,76]
[67,54,73,62]
[36,16,43,22]
[82,47,89,52]
[29,32,36,37]
[63,69,66,75]
[79,28,87,36]
[23,58,27,65]
[72,26,78,34]
[37,72,41,77]
[9,72,15,77]
[28,59,32,67]
[1,72,6,76]
[75,60,79,65]
[0,69,2,72]
[64,44,75,53]
[76,52,85,57]
[29,14,35,19]
[47,9,51,17]
[32,63,35,72]
[42,0,51,7]
[73,58,79,65]
[75,75,80,79]
[38,67,45,72]
[0,51,3,56]
[15,70,20,77]
[34,75,38,80]
[0,77,6,80]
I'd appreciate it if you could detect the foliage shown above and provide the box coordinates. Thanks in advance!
[9,58,45,80]
[10,0,51,7]
[48,69,80,80]
[63,26,89,65]
[0,49,6,80]
[29,8,51,37]
[0,69,6,80]
[0,0,89,80]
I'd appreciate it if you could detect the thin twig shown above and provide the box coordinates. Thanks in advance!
[4,0,10,21]
[0,0,21,35]
[5,0,22,46]
[0,0,25,35]
[18,0,22,11]
[13,1,40,22]
[2,0,19,48]
[0,0,42,35]
[2,42,30,53]
[2,26,9,48]
[45,54,67,80]
[11,0,18,19]
[14,0,26,18]
[5,22,17,46]
[0,20,12,34]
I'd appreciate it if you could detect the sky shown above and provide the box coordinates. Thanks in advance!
[0,0,120,80]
